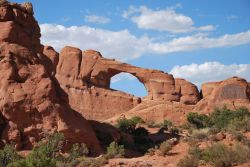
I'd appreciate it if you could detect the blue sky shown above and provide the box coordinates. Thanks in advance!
[12,0,250,97]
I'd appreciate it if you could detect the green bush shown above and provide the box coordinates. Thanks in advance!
[191,128,210,141]
[177,155,198,167]
[231,143,250,164]
[130,116,145,124]
[202,143,233,167]
[170,127,180,135]
[187,112,211,129]
[13,133,64,167]
[163,120,173,129]
[106,142,125,159]
[228,116,250,132]
[186,108,250,131]
[116,118,137,134]
[158,140,172,156]
[0,145,20,167]
[188,145,202,160]
[78,156,108,167]
[210,107,250,129]
[68,143,89,162]
[202,142,250,167]
[7,159,27,167]
[146,121,162,128]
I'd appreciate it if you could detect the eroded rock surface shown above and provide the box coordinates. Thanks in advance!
[0,1,101,154]
[195,77,250,113]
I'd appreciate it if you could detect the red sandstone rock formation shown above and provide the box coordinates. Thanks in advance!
[0,1,101,154]
[195,77,250,113]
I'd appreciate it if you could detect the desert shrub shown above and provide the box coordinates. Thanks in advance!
[187,112,211,129]
[78,156,108,167]
[170,126,180,135]
[228,116,250,132]
[0,145,20,167]
[42,132,64,159]
[116,118,136,134]
[188,145,202,160]
[163,120,173,129]
[210,107,250,130]
[25,145,57,167]
[146,146,158,156]
[146,121,162,128]
[7,159,27,167]
[68,143,89,162]
[186,108,250,132]
[18,133,64,167]
[202,142,250,167]
[191,128,210,140]
[116,117,145,134]
[158,140,172,156]
[202,143,233,167]
[177,155,199,167]
[130,116,145,124]
[231,143,250,164]
[106,142,125,159]
[208,127,221,135]
[229,130,247,142]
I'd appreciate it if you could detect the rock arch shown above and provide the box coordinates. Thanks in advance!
[55,47,201,120]
[110,72,148,97]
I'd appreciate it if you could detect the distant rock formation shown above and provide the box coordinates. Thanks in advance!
[195,77,250,113]
[0,1,249,152]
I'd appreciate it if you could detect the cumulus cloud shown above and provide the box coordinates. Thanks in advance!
[40,24,150,61]
[148,30,250,54]
[40,24,250,61]
[170,62,250,86]
[122,6,215,33]
[85,15,110,24]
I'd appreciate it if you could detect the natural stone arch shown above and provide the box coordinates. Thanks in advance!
[110,72,148,97]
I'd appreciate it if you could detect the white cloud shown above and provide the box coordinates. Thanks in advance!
[111,72,136,83]
[123,6,215,33]
[40,24,150,61]
[85,15,110,24]
[227,15,238,21]
[149,30,250,54]
[40,24,250,61]
[170,62,250,86]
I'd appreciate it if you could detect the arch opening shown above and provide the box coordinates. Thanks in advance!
[110,72,147,97]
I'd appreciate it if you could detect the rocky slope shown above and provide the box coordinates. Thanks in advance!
[0,0,249,153]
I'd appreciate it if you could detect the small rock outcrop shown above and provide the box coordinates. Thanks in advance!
[195,77,250,113]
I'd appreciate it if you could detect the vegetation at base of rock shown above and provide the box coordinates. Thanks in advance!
[158,140,173,156]
[0,133,127,167]
[106,142,125,159]
[186,107,250,131]
[163,119,173,129]
[116,116,145,134]
[67,143,89,162]
[178,142,250,167]
[130,116,145,124]
[0,145,20,167]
